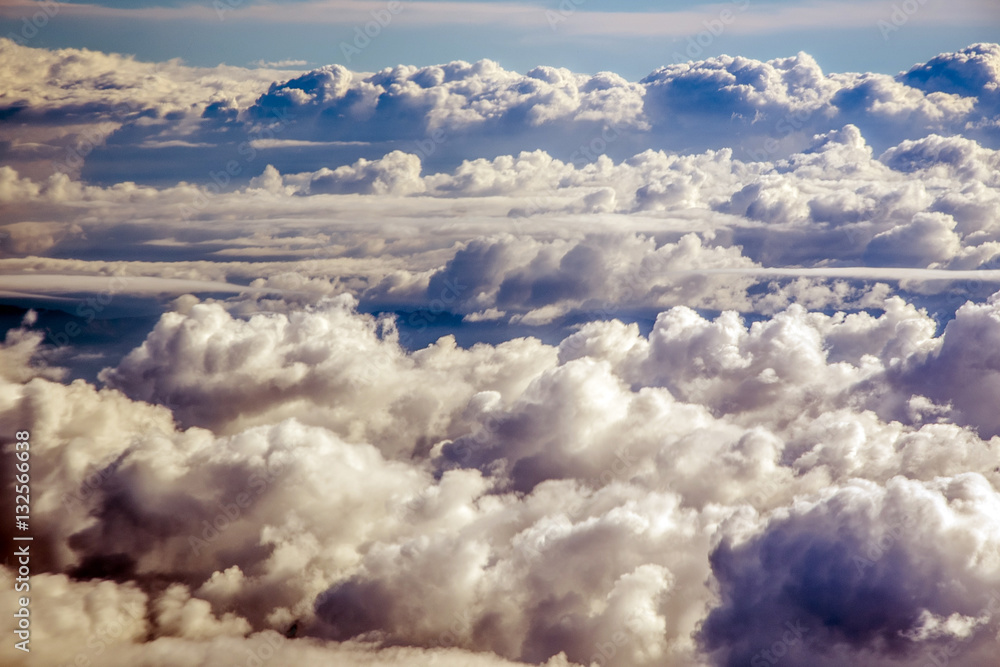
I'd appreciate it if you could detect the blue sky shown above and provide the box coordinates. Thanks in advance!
[3,0,998,78]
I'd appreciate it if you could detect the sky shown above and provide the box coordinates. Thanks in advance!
[2,0,999,77]
[3,1,1000,666]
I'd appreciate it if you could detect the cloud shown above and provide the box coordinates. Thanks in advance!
[243,59,648,169]
[900,42,1000,110]
[298,150,425,195]
[699,475,1000,667]
[7,281,1000,666]
[901,296,1000,438]
[0,39,281,181]
[0,568,578,666]
[5,39,1000,667]
[5,0,993,38]
[240,46,994,166]
[99,294,557,447]
[880,133,1000,186]
[423,232,758,323]
[0,274,272,297]
[250,59,310,69]
[3,121,1000,323]
[3,39,999,186]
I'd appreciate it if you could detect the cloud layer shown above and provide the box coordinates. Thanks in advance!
[3,39,1000,667]
[6,285,1000,666]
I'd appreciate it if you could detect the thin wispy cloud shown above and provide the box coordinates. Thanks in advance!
[4,0,995,34]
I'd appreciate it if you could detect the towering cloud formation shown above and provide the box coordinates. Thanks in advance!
[3,39,997,182]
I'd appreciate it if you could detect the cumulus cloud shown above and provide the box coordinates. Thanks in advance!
[423,232,758,323]
[242,44,997,166]
[5,38,1000,667]
[901,295,1000,438]
[292,150,425,196]
[6,272,1000,666]
[246,60,648,162]
[98,294,556,451]
[7,280,1000,662]
[900,42,1000,143]
[0,38,280,181]
[700,475,1000,667]
[4,40,998,184]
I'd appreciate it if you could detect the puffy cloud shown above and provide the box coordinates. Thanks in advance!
[248,60,647,141]
[902,296,1000,438]
[832,73,976,145]
[0,38,280,180]
[6,39,997,185]
[0,312,65,383]
[291,151,425,196]
[425,232,758,323]
[0,568,578,667]
[3,117,1000,297]
[237,46,996,168]
[154,584,251,639]
[900,42,1000,141]
[99,294,557,449]
[7,285,1000,666]
[901,43,1000,97]
[0,570,148,666]
[5,38,1000,667]
[699,475,1000,667]
[641,52,837,152]
[881,133,1000,186]
[865,211,963,267]
[312,484,709,666]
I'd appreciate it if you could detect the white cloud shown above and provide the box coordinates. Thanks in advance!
[700,474,1000,667]
[5,38,1000,667]
[7,282,1000,665]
